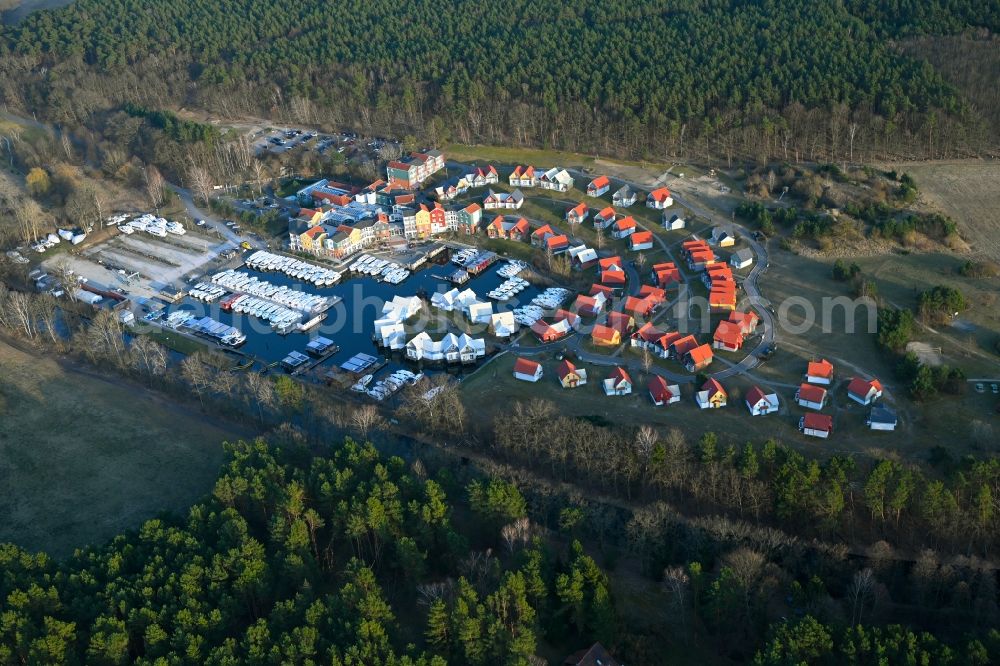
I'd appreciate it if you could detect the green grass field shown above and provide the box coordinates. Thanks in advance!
[0,339,243,557]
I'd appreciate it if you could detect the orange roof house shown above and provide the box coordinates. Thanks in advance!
[601,260,627,287]
[591,324,621,346]
[593,206,617,229]
[847,377,884,405]
[513,357,543,382]
[566,202,589,225]
[729,310,759,335]
[588,175,611,197]
[709,283,737,311]
[606,311,635,335]
[531,224,557,246]
[806,359,834,385]
[631,321,664,345]
[684,343,714,372]
[545,234,570,253]
[796,383,828,410]
[629,230,654,250]
[612,216,637,239]
[696,378,727,409]
[646,186,673,209]
[574,293,606,316]
[531,318,572,342]
[648,376,681,406]
[556,359,587,388]
[624,295,656,318]
[712,320,744,351]
[553,309,581,328]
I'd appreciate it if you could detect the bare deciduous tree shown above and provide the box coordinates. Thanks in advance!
[351,403,385,438]
[187,161,214,205]
[144,164,166,209]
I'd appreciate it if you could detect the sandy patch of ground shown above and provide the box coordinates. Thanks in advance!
[885,160,1000,261]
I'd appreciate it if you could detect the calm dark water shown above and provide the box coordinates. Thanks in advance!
[2,0,74,25]
[156,260,540,376]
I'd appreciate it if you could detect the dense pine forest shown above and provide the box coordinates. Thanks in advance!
[1,0,998,160]
[1,437,998,665]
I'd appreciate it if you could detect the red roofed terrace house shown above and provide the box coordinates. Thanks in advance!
[806,359,834,385]
[633,323,682,359]
[696,378,728,409]
[684,344,714,372]
[800,413,834,439]
[648,376,681,406]
[847,377,884,405]
[386,150,445,189]
[513,357,543,382]
[624,295,656,320]
[796,383,828,410]
[602,367,633,396]
[587,175,611,197]
[556,359,588,388]
[746,385,779,416]
[669,334,699,360]
[647,186,674,209]
[651,262,682,289]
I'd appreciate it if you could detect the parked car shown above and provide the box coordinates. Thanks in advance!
[975,383,985,393]
[992,384,999,394]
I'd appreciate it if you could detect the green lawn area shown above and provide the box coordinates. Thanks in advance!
[0,339,242,557]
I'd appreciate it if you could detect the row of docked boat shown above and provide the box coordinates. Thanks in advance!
[487,276,530,301]
[496,260,528,278]
[227,295,302,331]
[188,282,227,302]
[244,250,341,286]
[451,248,478,265]
[513,305,545,326]
[532,287,571,309]
[353,368,423,401]
[163,311,246,347]
[349,254,411,284]
[211,269,330,314]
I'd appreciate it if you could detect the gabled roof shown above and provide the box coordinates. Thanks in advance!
[514,357,540,375]
[807,359,834,379]
[746,385,769,406]
[545,234,570,250]
[598,256,623,270]
[848,377,883,397]
[568,202,588,217]
[701,378,726,397]
[797,383,827,403]
[686,344,714,366]
[636,285,666,302]
[671,334,699,357]
[589,175,610,189]
[532,224,556,239]
[614,216,637,231]
[648,375,676,402]
[590,284,615,297]
[648,186,672,203]
[595,206,617,220]
[553,309,580,327]
[608,366,632,385]
[624,295,654,315]
[802,413,833,431]
[713,320,743,347]
[729,310,759,328]
[630,230,654,244]
[591,324,619,344]
[557,359,580,381]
